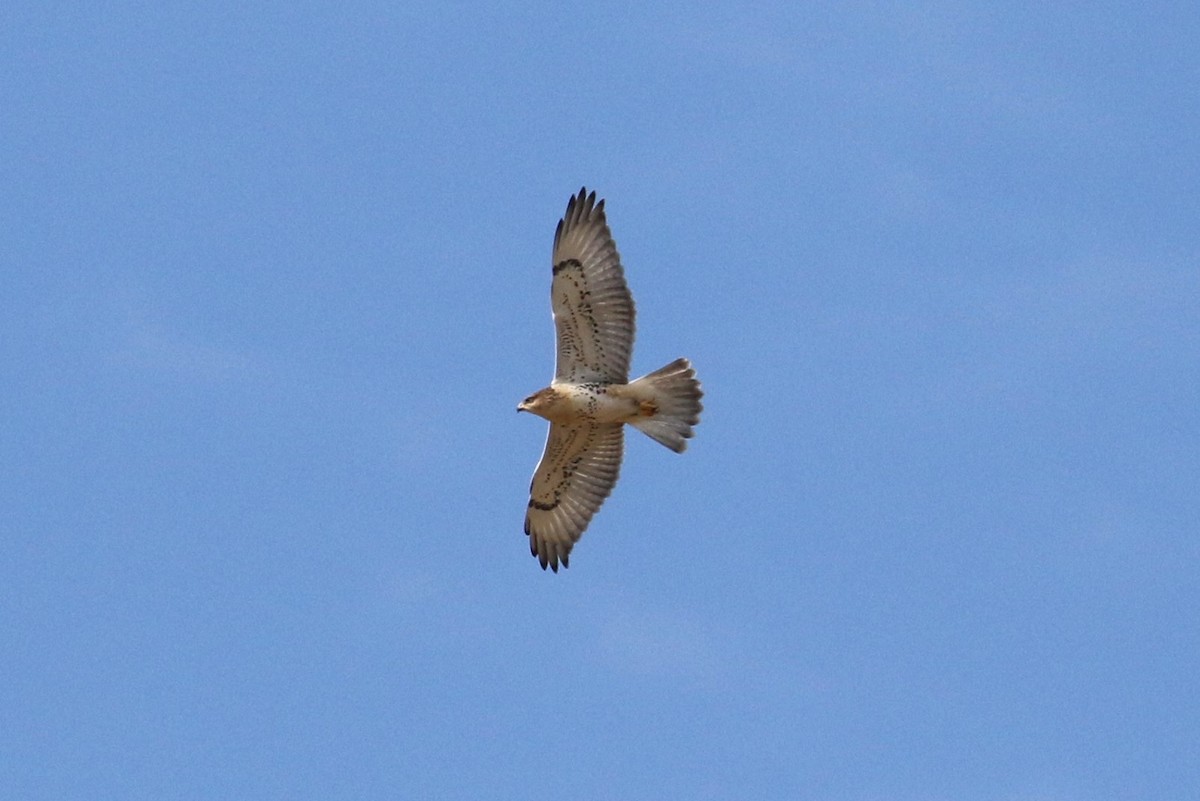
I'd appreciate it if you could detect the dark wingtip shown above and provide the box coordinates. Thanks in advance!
[530,542,569,573]
[530,536,560,572]
[562,187,603,225]
[570,187,588,214]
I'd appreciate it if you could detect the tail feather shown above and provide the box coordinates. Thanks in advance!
[627,358,703,453]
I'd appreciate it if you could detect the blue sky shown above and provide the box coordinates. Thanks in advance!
[3,2,1198,799]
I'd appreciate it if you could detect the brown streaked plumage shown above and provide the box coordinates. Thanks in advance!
[518,188,703,571]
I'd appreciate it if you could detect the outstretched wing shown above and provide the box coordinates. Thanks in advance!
[551,188,636,383]
[525,422,624,571]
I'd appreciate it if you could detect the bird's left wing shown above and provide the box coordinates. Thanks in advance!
[525,422,624,571]
[550,188,636,383]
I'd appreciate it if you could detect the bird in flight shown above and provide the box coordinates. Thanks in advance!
[518,188,703,571]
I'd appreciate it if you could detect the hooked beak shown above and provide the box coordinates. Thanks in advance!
[516,402,527,413]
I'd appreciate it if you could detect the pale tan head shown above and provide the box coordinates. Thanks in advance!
[517,387,567,420]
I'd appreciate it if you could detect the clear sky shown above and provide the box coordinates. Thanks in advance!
[3,3,1198,800]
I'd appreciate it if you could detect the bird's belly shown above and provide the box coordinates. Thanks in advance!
[554,384,639,424]
[588,391,640,424]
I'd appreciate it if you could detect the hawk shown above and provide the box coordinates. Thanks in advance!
[518,188,703,571]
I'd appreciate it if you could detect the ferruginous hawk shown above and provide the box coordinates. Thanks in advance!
[518,188,703,571]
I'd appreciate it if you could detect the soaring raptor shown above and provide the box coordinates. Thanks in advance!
[518,188,703,571]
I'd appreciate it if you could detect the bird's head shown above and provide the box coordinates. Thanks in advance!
[517,387,556,416]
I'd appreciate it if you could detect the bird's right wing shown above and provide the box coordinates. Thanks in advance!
[525,422,624,571]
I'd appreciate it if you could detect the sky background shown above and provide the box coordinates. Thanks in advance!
[3,2,1198,800]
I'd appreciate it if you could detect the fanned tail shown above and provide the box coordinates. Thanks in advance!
[627,358,703,453]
